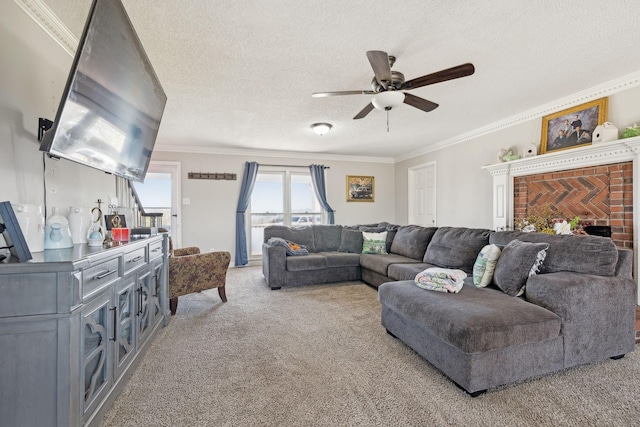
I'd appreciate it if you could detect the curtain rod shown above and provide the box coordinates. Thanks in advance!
[259,164,329,169]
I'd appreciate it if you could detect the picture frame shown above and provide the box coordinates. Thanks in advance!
[0,201,32,262]
[540,97,608,154]
[346,175,374,202]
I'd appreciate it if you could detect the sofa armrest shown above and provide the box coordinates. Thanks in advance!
[615,248,633,279]
[525,271,636,367]
[262,243,287,289]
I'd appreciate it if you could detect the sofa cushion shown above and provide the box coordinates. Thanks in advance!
[493,240,549,297]
[338,228,363,253]
[390,225,437,260]
[312,225,343,252]
[264,226,316,252]
[360,253,422,276]
[489,231,618,276]
[424,227,493,274]
[286,254,327,271]
[388,263,434,281]
[362,231,388,254]
[378,280,562,353]
[472,244,501,287]
[318,252,361,268]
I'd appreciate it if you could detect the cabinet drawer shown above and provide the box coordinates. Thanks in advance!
[124,247,147,275]
[148,240,163,261]
[83,258,120,298]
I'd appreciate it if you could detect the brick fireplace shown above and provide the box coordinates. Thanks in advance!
[483,137,640,305]
[513,162,633,248]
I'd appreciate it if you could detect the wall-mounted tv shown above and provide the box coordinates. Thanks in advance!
[40,0,166,182]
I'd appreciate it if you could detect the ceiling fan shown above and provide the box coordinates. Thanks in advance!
[312,50,475,122]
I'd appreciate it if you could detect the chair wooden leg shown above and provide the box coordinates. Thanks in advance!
[218,286,227,302]
[170,296,178,315]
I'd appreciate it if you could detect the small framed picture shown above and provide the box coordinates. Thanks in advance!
[540,97,608,154]
[346,175,374,202]
[0,201,32,262]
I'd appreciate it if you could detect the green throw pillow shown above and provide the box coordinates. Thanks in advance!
[362,231,388,254]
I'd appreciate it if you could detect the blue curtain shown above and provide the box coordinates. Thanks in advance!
[309,164,335,224]
[235,161,259,266]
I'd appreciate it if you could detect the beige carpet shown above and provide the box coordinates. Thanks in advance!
[100,266,640,427]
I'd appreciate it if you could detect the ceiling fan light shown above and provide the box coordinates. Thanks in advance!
[311,122,332,136]
[372,91,405,110]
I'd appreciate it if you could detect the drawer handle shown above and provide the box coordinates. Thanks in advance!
[127,256,144,263]
[94,269,117,280]
[110,307,117,341]
[151,247,161,253]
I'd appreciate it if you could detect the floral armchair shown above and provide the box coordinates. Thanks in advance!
[168,247,231,315]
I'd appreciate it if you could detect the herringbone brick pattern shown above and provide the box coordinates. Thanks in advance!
[514,162,633,248]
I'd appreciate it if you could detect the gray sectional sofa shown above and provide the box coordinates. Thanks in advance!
[261,223,637,395]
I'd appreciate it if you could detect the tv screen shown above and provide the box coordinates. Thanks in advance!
[40,0,166,182]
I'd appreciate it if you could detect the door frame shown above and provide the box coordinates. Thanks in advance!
[147,161,182,248]
[408,161,436,226]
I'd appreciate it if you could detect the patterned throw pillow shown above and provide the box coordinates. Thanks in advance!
[493,240,548,297]
[472,244,502,287]
[362,231,388,254]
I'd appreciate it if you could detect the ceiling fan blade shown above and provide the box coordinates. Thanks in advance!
[353,103,375,120]
[403,93,439,112]
[401,63,475,90]
[366,50,392,87]
[312,90,375,98]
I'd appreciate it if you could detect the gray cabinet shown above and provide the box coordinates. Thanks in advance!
[0,234,169,427]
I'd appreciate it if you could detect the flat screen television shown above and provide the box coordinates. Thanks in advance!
[40,0,166,182]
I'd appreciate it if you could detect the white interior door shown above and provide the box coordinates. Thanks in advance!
[408,162,436,226]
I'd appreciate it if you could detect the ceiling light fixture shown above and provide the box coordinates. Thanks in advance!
[371,91,405,111]
[310,122,332,136]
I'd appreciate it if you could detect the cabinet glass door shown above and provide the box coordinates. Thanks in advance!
[114,279,136,378]
[137,270,153,347]
[82,291,112,415]
[151,261,164,325]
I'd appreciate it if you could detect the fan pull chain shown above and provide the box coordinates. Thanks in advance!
[386,109,390,133]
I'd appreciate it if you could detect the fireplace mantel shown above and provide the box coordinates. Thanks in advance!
[482,136,640,230]
[483,136,640,305]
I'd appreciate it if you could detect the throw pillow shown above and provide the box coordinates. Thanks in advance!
[267,237,310,256]
[493,240,548,297]
[362,231,388,254]
[472,244,502,287]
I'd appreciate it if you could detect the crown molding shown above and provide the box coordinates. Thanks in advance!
[14,0,77,56]
[395,71,640,163]
[153,144,395,164]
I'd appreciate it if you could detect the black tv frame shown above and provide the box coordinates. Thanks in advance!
[0,201,32,262]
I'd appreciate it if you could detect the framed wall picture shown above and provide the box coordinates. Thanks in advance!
[346,175,374,202]
[0,201,32,262]
[540,97,608,154]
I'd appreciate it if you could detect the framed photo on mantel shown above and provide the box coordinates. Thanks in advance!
[540,97,608,154]
[346,175,374,202]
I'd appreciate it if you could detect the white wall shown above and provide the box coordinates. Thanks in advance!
[394,85,640,229]
[1,2,115,224]
[151,150,395,256]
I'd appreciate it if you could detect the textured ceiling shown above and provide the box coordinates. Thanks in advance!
[42,0,640,161]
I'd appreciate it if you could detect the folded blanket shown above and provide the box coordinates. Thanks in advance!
[267,237,309,256]
[415,267,467,293]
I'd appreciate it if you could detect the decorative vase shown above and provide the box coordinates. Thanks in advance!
[68,206,92,244]
[13,204,45,253]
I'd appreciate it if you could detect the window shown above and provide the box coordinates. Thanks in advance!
[249,169,323,257]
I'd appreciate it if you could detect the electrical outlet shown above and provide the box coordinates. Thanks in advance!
[183,198,191,205]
